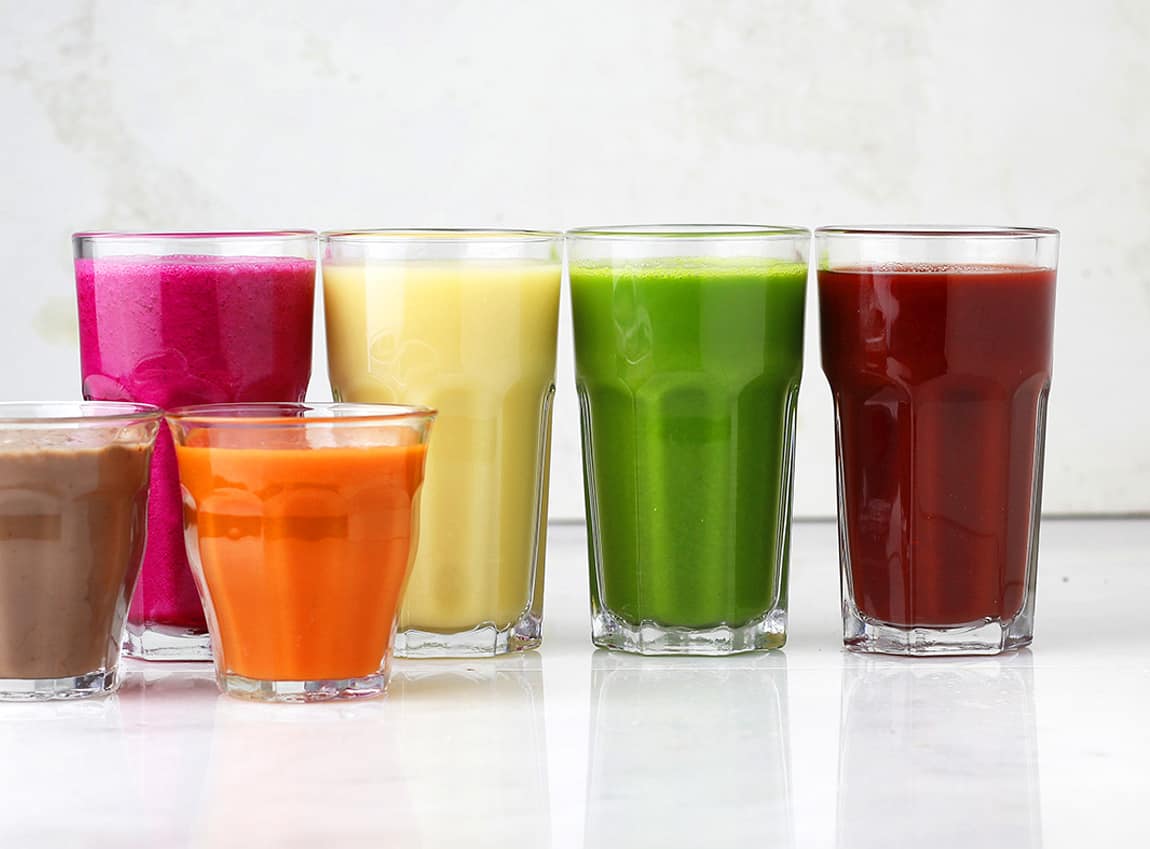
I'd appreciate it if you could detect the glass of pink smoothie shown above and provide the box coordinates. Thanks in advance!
[73,231,316,661]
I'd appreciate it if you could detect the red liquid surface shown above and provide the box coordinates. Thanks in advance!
[819,264,1055,627]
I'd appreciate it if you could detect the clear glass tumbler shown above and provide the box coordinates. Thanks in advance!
[74,230,316,661]
[817,226,1059,655]
[322,229,562,657]
[168,402,434,702]
[0,402,161,700]
[569,225,809,654]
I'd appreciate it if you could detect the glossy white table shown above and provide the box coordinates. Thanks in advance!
[1,519,1145,847]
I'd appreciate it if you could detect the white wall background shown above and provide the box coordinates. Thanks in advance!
[1,0,1147,518]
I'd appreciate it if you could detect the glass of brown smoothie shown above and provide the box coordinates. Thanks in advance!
[0,403,161,700]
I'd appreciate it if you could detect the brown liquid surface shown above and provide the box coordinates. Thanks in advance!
[0,443,151,678]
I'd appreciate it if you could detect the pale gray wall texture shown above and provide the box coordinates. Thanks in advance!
[1,0,1147,518]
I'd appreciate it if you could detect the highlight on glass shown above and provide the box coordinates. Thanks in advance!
[816,225,1058,655]
[167,402,434,702]
[73,230,317,662]
[568,224,810,654]
[321,229,562,657]
[0,402,161,700]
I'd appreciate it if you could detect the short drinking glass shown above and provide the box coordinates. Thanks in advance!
[0,402,160,700]
[168,403,434,702]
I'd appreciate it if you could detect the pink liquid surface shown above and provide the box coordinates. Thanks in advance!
[76,255,315,631]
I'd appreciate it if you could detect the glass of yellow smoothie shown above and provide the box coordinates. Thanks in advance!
[321,229,562,657]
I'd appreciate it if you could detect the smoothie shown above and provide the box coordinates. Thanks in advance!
[323,261,560,640]
[0,441,152,684]
[570,259,807,632]
[176,440,427,682]
[75,256,315,650]
[819,264,1056,628]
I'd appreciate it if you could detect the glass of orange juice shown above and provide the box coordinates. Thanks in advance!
[168,402,435,702]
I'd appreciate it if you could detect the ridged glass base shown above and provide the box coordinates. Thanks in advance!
[124,622,212,662]
[219,669,388,703]
[843,603,1033,656]
[591,608,787,656]
[0,668,117,701]
[394,613,542,658]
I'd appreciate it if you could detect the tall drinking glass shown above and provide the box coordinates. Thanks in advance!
[168,402,434,702]
[74,231,316,660]
[569,225,809,654]
[817,226,1058,655]
[0,402,160,699]
[322,229,561,657]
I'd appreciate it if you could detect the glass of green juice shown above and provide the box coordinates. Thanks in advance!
[568,225,809,654]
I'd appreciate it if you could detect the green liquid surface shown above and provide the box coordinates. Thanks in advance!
[571,259,807,629]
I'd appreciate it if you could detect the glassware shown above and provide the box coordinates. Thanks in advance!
[167,402,434,702]
[0,402,161,700]
[568,225,809,654]
[816,226,1059,655]
[74,230,316,661]
[322,229,561,657]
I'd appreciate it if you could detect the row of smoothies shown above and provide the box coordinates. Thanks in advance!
[0,225,1058,701]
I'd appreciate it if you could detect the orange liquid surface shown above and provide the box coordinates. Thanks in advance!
[176,442,426,681]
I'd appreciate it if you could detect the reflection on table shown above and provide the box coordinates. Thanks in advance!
[584,650,792,849]
[117,661,219,846]
[0,660,218,848]
[191,680,413,846]
[0,696,131,848]
[390,653,552,848]
[191,653,550,848]
[837,651,1042,849]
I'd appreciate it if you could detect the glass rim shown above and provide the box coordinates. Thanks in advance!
[166,402,437,427]
[567,224,810,240]
[0,401,164,425]
[322,228,562,243]
[73,230,317,242]
[815,225,1059,239]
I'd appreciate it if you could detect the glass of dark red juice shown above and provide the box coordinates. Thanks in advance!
[817,226,1058,655]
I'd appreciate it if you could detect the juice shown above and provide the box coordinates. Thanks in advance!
[176,441,427,681]
[75,255,315,644]
[323,261,560,638]
[570,260,807,631]
[819,264,1056,627]
[0,443,151,681]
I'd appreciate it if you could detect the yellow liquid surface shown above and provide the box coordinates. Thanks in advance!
[323,261,560,631]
